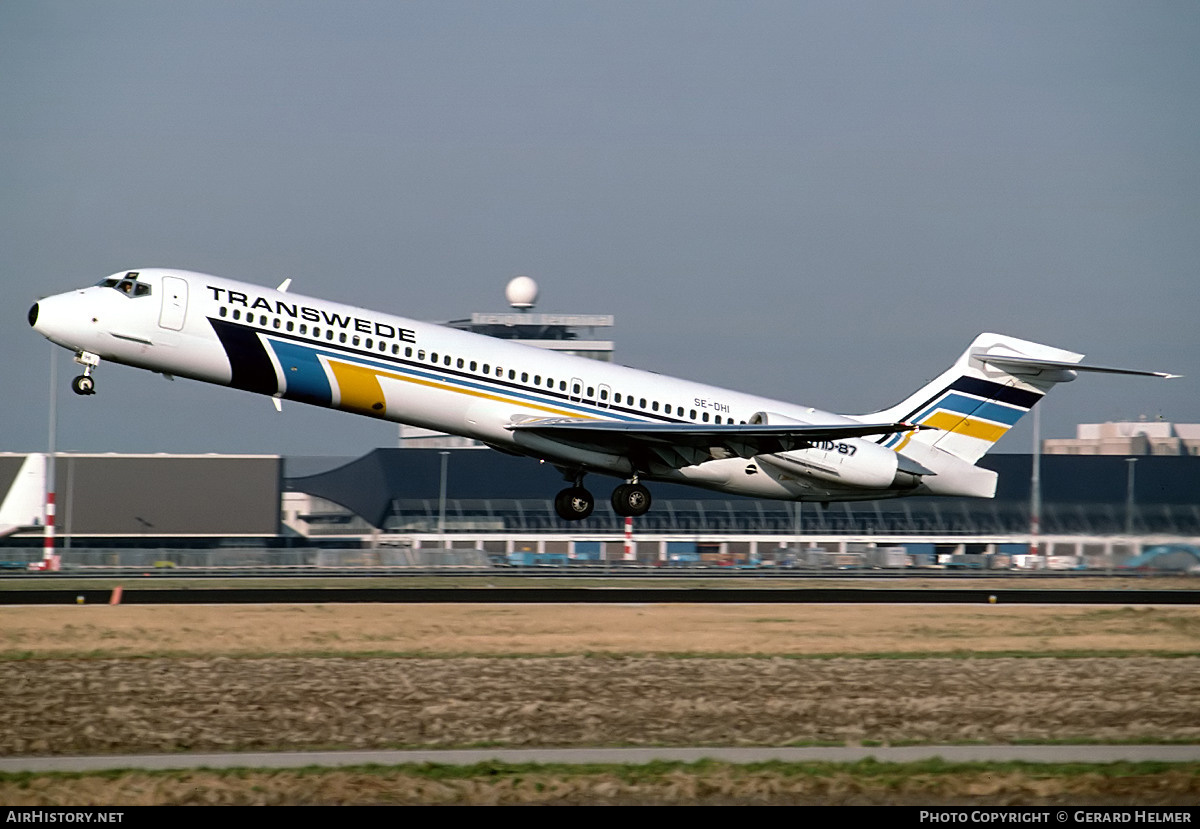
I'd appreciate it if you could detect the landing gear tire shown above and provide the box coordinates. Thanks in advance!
[611,483,652,517]
[71,375,95,396]
[554,486,595,521]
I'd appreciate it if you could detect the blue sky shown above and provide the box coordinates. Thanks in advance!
[3,1,1196,457]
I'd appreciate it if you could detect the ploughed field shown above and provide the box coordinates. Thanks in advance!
[2,600,1199,805]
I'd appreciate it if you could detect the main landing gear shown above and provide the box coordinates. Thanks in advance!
[611,481,652,517]
[553,476,653,521]
[553,486,595,521]
[70,351,100,396]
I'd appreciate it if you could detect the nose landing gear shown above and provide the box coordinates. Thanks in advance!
[70,375,95,395]
[71,351,100,396]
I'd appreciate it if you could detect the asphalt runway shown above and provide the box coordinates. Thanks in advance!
[5,745,1200,773]
[3,585,1199,605]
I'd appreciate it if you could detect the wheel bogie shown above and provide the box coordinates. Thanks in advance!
[554,486,595,521]
[611,483,652,517]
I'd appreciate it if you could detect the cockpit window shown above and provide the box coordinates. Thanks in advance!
[96,276,152,297]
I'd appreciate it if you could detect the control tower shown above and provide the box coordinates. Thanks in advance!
[398,276,615,447]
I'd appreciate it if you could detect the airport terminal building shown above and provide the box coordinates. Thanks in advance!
[1,445,1197,570]
[4,280,1196,569]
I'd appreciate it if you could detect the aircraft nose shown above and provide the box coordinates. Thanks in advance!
[27,302,39,328]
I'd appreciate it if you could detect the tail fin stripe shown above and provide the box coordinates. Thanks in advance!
[920,411,1009,444]
[892,376,1041,427]
[912,394,1027,427]
[880,380,1043,451]
[946,376,1043,410]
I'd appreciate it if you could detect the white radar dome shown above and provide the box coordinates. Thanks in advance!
[505,275,539,309]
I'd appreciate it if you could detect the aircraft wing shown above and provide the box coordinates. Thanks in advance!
[507,418,925,469]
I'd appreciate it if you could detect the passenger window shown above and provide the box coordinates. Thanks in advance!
[521,372,528,382]
[219,307,228,317]
[652,401,659,411]
[365,338,373,348]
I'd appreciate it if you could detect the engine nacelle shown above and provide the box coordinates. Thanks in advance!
[749,411,921,491]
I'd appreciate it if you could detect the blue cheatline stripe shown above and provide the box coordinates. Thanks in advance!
[268,338,333,405]
[263,335,645,423]
[914,392,1027,427]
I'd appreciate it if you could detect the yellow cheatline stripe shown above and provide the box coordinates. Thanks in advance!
[923,410,1009,444]
[327,358,591,419]
[327,361,386,414]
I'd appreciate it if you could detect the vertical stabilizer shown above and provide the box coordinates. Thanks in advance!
[868,334,1084,464]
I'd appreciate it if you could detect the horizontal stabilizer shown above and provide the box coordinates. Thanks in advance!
[978,354,1180,379]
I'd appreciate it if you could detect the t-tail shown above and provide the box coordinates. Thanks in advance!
[859,333,1178,498]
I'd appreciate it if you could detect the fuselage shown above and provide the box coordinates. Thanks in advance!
[30,268,915,503]
[32,268,1175,519]
[37,268,1060,518]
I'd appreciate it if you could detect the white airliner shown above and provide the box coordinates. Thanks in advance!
[28,269,1176,521]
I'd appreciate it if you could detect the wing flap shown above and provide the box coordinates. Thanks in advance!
[508,418,926,469]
